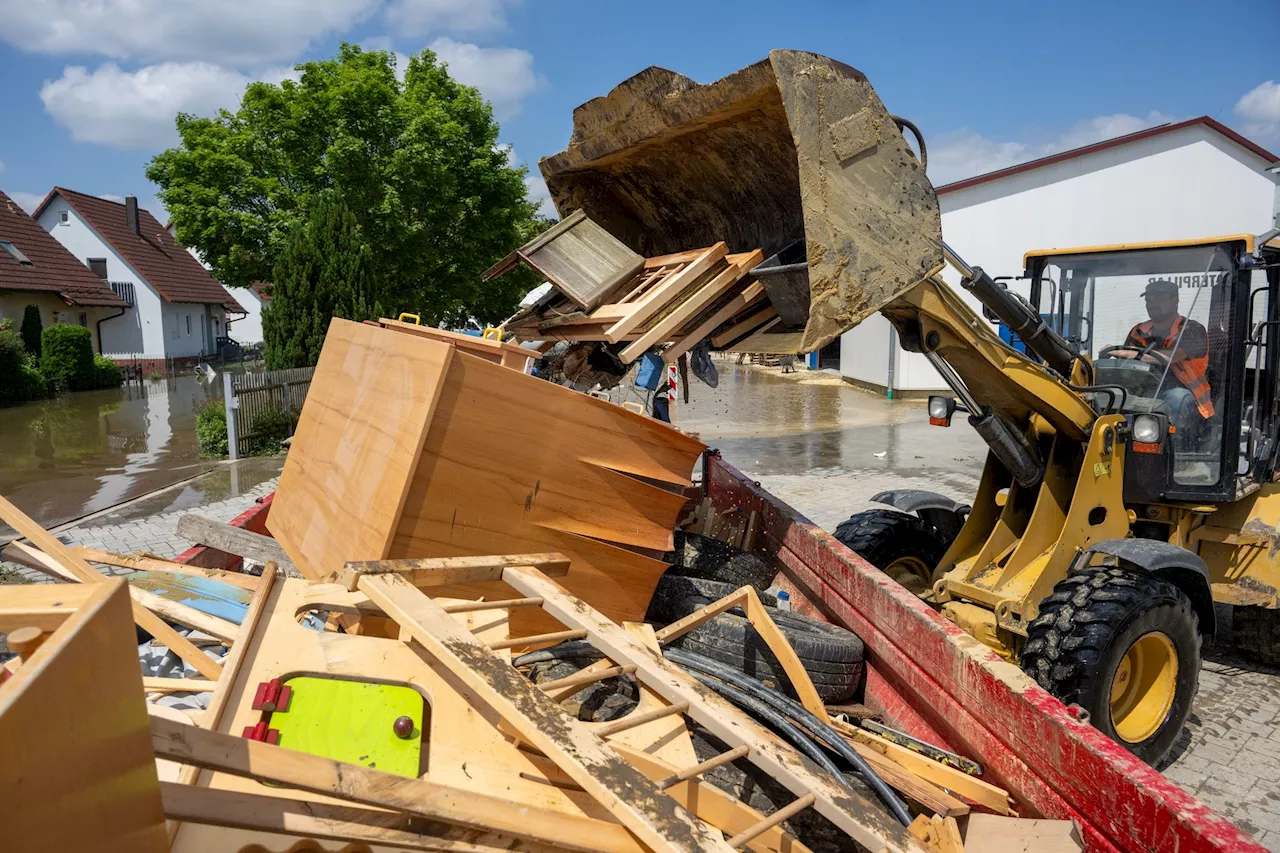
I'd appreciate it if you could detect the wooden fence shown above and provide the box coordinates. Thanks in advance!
[223,366,315,459]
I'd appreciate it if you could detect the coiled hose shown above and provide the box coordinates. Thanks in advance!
[665,647,913,827]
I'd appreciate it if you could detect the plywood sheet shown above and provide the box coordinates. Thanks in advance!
[0,581,168,852]
[269,318,454,579]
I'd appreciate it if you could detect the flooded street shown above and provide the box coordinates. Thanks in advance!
[678,361,988,530]
[0,375,229,535]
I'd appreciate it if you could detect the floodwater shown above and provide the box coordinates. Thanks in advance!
[678,362,989,530]
[0,375,227,535]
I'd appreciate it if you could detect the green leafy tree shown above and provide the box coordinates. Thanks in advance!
[263,193,380,369]
[19,305,42,357]
[148,43,537,325]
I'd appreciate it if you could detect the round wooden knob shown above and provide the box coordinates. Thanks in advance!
[393,715,415,739]
[8,626,45,659]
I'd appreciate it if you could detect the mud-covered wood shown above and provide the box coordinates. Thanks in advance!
[176,514,297,574]
[337,552,571,591]
[540,49,943,352]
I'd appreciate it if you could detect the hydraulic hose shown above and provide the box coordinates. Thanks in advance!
[666,647,913,827]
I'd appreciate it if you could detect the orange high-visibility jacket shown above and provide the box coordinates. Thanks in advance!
[1128,315,1214,419]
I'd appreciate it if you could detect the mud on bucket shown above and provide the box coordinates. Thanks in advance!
[751,240,811,328]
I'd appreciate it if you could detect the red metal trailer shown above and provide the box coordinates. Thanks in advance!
[179,455,1264,853]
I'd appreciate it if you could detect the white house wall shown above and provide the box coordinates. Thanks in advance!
[230,289,264,343]
[840,125,1280,392]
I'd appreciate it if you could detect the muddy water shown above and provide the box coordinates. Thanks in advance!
[0,376,224,533]
[677,362,988,530]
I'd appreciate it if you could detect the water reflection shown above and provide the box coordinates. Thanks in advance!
[0,375,223,533]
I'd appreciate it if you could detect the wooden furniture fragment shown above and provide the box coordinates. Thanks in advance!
[336,552,571,591]
[0,580,168,852]
[484,209,645,311]
[176,513,298,575]
[269,318,705,633]
[72,546,261,591]
[964,814,1083,852]
[662,281,767,363]
[0,496,223,681]
[380,317,537,371]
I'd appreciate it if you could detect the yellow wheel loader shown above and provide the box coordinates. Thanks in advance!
[539,49,1280,766]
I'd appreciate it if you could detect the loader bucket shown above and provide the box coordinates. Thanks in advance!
[539,49,944,353]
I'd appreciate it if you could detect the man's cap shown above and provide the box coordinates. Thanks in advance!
[1141,279,1179,298]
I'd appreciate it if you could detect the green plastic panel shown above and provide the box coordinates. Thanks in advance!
[272,676,424,777]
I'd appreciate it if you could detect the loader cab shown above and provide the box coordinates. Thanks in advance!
[1024,236,1280,504]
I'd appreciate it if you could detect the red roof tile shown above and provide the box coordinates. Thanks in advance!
[0,189,127,307]
[250,281,272,301]
[936,117,1280,195]
[39,188,243,312]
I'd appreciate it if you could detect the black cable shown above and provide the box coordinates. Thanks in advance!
[666,647,913,826]
[891,115,927,172]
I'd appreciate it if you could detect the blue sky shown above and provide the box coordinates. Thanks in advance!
[1,0,1277,222]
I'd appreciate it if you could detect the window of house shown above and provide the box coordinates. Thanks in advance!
[0,241,32,265]
[59,211,69,225]
[87,258,108,279]
[169,315,179,340]
[78,313,88,327]
[186,314,192,335]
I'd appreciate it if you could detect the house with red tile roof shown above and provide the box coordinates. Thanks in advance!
[0,189,128,354]
[34,188,245,364]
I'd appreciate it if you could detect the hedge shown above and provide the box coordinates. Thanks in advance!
[196,400,229,457]
[41,325,96,391]
[0,326,47,405]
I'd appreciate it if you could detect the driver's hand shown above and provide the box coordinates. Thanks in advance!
[1113,351,1137,359]
[1139,354,1161,365]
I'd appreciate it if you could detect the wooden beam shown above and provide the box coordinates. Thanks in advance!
[619,250,762,364]
[711,306,778,348]
[142,677,218,694]
[662,282,767,364]
[726,792,815,849]
[441,596,544,614]
[336,552,571,591]
[0,584,95,632]
[148,714,644,853]
[158,782,561,853]
[501,567,920,853]
[0,496,222,682]
[72,547,259,591]
[128,586,238,644]
[537,664,636,694]
[357,573,733,853]
[604,244,729,342]
[487,628,587,651]
[853,742,969,818]
[654,587,750,643]
[175,514,297,574]
[827,717,1014,815]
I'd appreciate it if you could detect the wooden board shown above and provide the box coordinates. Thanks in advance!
[663,282,767,363]
[380,318,536,370]
[0,581,168,852]
[73,547,260,591]
[358,573,733,853]
[268,318,454,579]
[176,514,297,574]
[0,583,95,632]
[712,306,778,347]
[507,209,646,311]
[604,243,728,341]
[964,814,1083,853]
[336,552,571,591]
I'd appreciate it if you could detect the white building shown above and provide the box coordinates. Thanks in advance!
[36,188,245,372]
[165,220,263,344]
[840,116,1280,394]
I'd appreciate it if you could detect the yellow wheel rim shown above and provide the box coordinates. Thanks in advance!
[1109,631,1178,743]
[885,556,932,593]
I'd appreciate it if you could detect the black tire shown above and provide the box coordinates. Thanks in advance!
[669,531,777,591]
[1021,566,1201,766]
[657,590,865,703]
[833,509,950,594]
[646,575,777,625]
[1231,605,1280,667]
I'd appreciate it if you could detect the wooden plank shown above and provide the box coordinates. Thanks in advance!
[128,585,238,644]
[711,306,778,348]
[725,792,815,849]
[654,586,750,642]
[964,814,1083,853]
[337,552,571,591]
[827,717,1014,815]
[176,514,297,574]
[620,250,762,364]
[143,677,219,694]
[0,581,168,852]
[268,317,455,579]
[158,782,561,853]
[501,567,920,853]
[739,588,827,721]
[0,583,95,632]
[604,243,729,342]
[663,282,767,364]
[853,742,969,818]
[73,547,260,591]
[149,714,644,853]
[357,573,733,853]
[380,318,536,363]
[0,496,222,681]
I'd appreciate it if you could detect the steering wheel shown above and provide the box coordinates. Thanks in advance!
[1098,344,1171,370]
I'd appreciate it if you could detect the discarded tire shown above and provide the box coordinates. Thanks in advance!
[646,575,776,624]
[833,509,950,594]
[668,531,777,591]
[652,576,865,703]
[1021,566,1200,766]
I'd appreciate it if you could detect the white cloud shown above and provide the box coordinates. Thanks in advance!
[501,144,554,216]
[40,62,275,149]
[0,0,379,67]
[384,0,518,35]
[1235,81,1280,146]
[98,194,126,204]
[8,191,46,214]
[428,37,539,119]
[929,111,1176,185]
[0,160,5,175]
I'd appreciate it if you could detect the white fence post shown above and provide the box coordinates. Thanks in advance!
[223,371,239,461]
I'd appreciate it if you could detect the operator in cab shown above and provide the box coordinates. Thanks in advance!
[1115,279,1214,443]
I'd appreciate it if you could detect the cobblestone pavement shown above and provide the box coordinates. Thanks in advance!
[683,361,1280,850]
[2,475,278,584]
